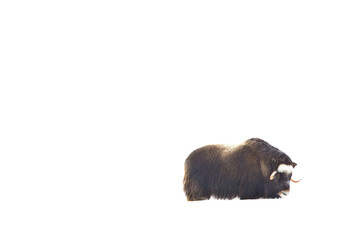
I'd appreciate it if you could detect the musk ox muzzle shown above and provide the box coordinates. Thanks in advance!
[183,138,300,201]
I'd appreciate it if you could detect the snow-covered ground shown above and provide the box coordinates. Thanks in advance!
[1,1,360,239]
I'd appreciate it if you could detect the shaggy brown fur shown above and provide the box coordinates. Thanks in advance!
[183,138,297,200]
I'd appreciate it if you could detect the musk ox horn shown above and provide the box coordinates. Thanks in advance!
[269,171,277,180]
[291,178,301,183]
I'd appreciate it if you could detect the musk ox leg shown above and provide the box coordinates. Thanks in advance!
[238,192,261,200]
[187,196,208,201]
[239,195,258,200]
[184,178,211,201]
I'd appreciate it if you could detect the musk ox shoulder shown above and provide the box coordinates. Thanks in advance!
[183,138,300,201]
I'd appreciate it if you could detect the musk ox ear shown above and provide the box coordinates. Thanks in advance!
[292,162,297,168]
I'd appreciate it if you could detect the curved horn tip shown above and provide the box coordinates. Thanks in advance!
[291,178,301,183]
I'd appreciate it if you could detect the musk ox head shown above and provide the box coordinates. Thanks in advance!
[267,162,300,198]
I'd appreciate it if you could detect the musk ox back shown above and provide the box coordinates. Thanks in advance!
[183,138,300,200]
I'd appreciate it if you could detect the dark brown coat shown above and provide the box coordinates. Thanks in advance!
[183,138,297,200]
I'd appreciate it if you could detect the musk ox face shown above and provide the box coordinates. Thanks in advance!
[268,163,298,198]
[183,138,300,201]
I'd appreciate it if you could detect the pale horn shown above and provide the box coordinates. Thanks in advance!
[291,178,301,183]
[269,171,277,180]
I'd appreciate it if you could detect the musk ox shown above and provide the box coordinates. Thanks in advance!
[183,138,300,200]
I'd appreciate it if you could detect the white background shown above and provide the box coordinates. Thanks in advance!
[1,1,360,239]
